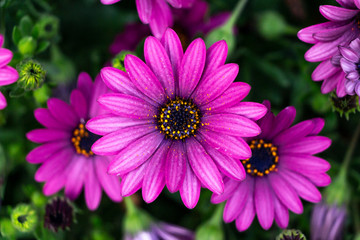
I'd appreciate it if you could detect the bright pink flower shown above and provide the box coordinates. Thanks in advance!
[109,0,230,55]
[87,28,267,208]
[101,0,195,38]
[298,0,360,97]
[26,73,122,210]
[0,34,19,109]
[211,101,331,231]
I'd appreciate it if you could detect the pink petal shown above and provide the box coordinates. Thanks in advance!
[95,156,122,201]
[178,38,206,98]
[47,98,79,128]
[34,108,69,130]
[179,161,201,209]
[0,48,13,68]
[144,36,175,97]
[136,0,152,24]
[85,160,102,210]
[27,129,71,143]
[0,66,18,85]
[166,0,182,8]
[211,178,240,204]
[107,131,163,175]
[268,173,303,214]
[43,171,67,196]
[192,64,239,106]
[339,46,359,62]
[65,155,88,200]
[200,130,251,159]
[91,125,155,155]
[254,178,274,230]
[98,93,156,119]
[202,82,251,112]
[281,154,331,173]
[280,136,331,155]
[202,40,228,79]
[312,60,340,81]
[274,197,289,229]
[86,114,151,135]
[0,92,6,109]
[88,74,109,118]
[319,5,359,21]
[310,118,325,135]
[142,142,170,203]
[26,141,69,164]
[203,113,261,137]
[160,28,183,81]
[124,54,166,103]
[235,188,256,232]
[165,141,186,192]
[121,160,149,196]
[186,138,223,194]
[273,119,315,145]
[70,89,88,120]
[149,0,173,39]
[77,72,93,102]
[101,0,121,4]
[301,172,331,187]
[223,102,268,121]
[267,106,296,139]
[298,22,341,44]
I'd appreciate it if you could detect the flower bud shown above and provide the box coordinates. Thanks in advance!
[276,229,306,240]
[17,59,46,91]
[330,93,360,120]
[257,11,291,40]
[33,15,59,39]
[18,37,37,56]
[10,204,37,232]
[112,51,134,72]
[44,197,74,232]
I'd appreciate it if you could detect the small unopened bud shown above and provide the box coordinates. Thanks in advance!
[257,11,294,40]
[112,51,134,72]
[276,229,307,240]
[33,15,59,39]
[17,59,46,91]
[330,92,360,120]
[18,37,37,56]
[44,197,74,232]
[10,204,37,232]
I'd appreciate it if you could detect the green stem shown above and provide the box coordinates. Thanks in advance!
[209,203,225,226]
[123,197,137,215]
[339,121,360,178]
[353,199,360,234]
[224,0,249,29]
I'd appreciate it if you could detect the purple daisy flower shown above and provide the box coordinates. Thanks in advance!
[109,0,229,55]
[0,34,19,109]
[125,222,194,240]
[338,38,360,95]
[101,0,195,39]
[211,101,332,231]
[297,0,360,97]
[87,28,267,208]
[26,73,122,210]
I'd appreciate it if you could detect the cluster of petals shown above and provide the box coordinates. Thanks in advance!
[100,0,195,38]
[109,0,230,54]
[87,28,267,208]
[26,73,122,210]
[211,101,331,231]
[0,34,19,109]
[297,0,360,97]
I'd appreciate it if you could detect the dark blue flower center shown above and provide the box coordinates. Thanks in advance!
[71,122,101,157]
[242,139,279,177]
[156,98,201,140]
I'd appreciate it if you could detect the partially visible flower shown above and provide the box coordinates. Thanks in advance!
[276,229,306,240]
[297,0,360,97]
[10,204,37,232]
[0,34,19,109]
[17,59,46,91]
[33,15,59,39]
[101,0,195,38]
[44,197,73,232]
[88,29,267,208]
[330,92,360,119]
[26,73,122,210]
[311,203,346,240]
[212,101,331,231]
[109,0,229,54]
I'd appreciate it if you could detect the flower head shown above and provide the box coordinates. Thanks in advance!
[211,101,331,231]
[0,34,19,109]
[17,59,46,91]
[297,0,360,97]
[10,204,37,232]
[330,92,360,118]
[26,73,122,210]
[88,28,267,208]
[311,203,346,240]
[44,197,73,232]
[276,229,306,240]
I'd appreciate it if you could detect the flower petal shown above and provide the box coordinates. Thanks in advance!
[273,119,315,145]
[274,197,289,229]
[136,0,152,23]
[149,0,173,39]
[27,129,71,143]
[178,38,206,98]
[26,141,69,164]
[47,98,78,128]
[319,5,359,21]
[202,40,228,79]
[65,155,87,200]
[280,136,331,155]
[211,178,240,204]
[165,141,186,192]
[179,161,201,209]
[223,102,268,121]
[339,46,359,63]
[85,160,102,210]
[281,154,331,173]
[0,48,13,68]
[121,160,149,196]
[312,60,340,81]
[267,106,296,139]
[34,108,68,130]
[77,72,93,102]
[235,187,255,232]
[70,89,88,120]
[0,66,18,86]
[254,178,274,230]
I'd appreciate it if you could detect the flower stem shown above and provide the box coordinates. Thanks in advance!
[123,197,137,215]
[209,203,225,226]
[224,0,249,29]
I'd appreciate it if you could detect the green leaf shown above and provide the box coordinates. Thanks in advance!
[36,41,50,54]
[19,15,33,36]
[12,26,22,45]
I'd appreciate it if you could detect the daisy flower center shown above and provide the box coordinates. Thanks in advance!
[71,122,101,157]
[156,98,201,140]
[242,139,279,177]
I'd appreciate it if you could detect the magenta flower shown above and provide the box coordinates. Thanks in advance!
[338,38,360,95]
[87,28,267,208]
[0,34,19,109]
[101,0,195,38]
[109,0,229,55]
[26,73,122,210]
[211,101,331,231]
[297,0,360,97]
